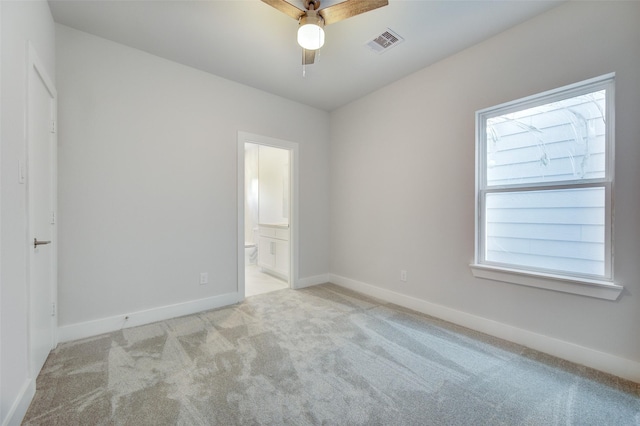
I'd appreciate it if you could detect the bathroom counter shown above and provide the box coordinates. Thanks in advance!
[258,223,289,229]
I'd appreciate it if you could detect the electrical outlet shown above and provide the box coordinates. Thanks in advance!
[400,270,407,282]
[199,272,209,285]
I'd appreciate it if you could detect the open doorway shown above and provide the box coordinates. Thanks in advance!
[237,132,298,299]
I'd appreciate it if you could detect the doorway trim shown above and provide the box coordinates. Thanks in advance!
[237,131,299,300]
[25,42,58,377]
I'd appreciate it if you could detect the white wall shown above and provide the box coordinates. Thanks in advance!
[55,25,329,332]
[1,1,56,424]
[330,2,640,378]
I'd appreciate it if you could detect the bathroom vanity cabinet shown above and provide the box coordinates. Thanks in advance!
[258,224,289,280]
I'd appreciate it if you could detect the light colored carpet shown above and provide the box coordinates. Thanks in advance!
[24,284,640,425]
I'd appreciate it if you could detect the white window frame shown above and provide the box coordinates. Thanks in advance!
[470,73,623,300]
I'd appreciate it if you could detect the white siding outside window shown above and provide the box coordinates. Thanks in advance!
[471,74,622,300]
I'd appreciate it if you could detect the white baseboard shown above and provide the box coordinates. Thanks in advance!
[57,275,330,344]
[295,274,329,289]
[2,378,35,426]
[329,274,640,383]
[58,292,240,343]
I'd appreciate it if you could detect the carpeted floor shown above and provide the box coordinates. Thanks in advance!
[23,283,640,425]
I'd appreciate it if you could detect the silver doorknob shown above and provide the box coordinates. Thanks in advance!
[34,238,51,248]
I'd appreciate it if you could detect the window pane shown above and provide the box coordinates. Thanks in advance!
[486,90,606,186]
[485,187,605,276]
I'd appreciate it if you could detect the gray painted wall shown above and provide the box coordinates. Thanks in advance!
[55,25,330,327]
[330,2,640,363]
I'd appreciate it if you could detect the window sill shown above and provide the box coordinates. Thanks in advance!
[469,264,623,301]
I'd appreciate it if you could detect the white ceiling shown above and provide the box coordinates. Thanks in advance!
[48,0,564,111]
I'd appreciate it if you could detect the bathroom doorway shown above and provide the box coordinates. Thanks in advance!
[237,132,298,299]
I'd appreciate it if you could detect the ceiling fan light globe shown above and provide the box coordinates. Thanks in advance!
[297,23,325,50]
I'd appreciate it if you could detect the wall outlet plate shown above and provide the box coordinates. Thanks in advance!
[200,272,209,285]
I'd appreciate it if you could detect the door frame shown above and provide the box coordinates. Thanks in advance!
[25,42,58,377]
[237,131,299,300]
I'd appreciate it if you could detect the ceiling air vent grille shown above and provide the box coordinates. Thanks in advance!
[366,29,404,54]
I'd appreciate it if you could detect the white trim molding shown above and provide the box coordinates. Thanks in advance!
[474,73,617,298]
[237,131,300,298]
[2,379,35,426]
[295,274,330,289]
[57,272,330,345]
[329,273,640,383]
[58,292,240,343]
[470,264,623,301]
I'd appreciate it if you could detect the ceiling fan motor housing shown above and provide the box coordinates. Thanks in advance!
[304,0,321,11]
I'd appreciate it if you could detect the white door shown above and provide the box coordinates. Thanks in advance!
[27,44,57,377]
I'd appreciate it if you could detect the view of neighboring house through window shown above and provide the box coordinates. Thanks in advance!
[475,74,614,283]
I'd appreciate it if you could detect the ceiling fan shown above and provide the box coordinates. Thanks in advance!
[262,0,389,65]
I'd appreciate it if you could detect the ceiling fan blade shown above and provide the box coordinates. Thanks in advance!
[319,0,388,26]
[303,48,316,65]
[261,0,304,20]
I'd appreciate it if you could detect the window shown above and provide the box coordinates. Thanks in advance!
[471,74,622,300]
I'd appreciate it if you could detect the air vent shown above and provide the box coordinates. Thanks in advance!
[366,29,404,54]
